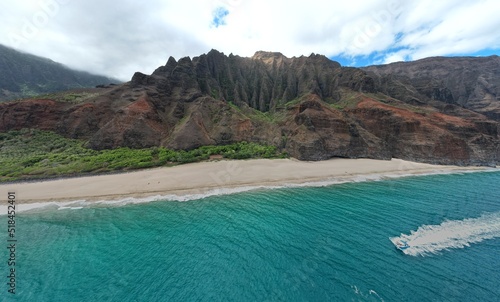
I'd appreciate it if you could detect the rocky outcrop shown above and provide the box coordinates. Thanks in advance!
[143,49,375,111]
[0,51,498,166]
[280,94,389,160]
[363,56,500,120]
[0,99,69,131]
[348,98,498,166]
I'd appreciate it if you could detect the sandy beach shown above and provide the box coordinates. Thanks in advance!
[0,158,494,205]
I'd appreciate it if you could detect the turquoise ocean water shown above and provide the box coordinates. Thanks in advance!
[1,171,500,301]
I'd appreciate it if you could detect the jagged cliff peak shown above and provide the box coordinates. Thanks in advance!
[253,51,291,68]
[252,50,285,58]
[250,51,334,66]
[1,51,499,166]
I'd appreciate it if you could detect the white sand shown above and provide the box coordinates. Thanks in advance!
[0,158,492,204]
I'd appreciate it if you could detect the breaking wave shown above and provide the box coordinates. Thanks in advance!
[0,175,387,214]
[1,168,496,215]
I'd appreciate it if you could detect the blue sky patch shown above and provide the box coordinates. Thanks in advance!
[212,7,230,28]
[330,52,387,67]
[330,47,500,67]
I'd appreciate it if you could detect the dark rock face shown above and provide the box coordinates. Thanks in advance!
[363,56,500,120]
[147,49,374,111]
[280,94,389,161]
[348,98,497,166]
[0,99,69,131]
[0,51,498,166]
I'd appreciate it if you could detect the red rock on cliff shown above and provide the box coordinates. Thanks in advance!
[0,51,498,166]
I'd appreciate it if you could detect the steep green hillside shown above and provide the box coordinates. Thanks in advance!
[0,44,118,101]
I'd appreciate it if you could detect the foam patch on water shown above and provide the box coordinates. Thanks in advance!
[390,212,500,256]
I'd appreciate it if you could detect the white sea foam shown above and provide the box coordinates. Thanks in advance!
[390,212,500,256]
[0,186,271,214]
[0,168,497,215]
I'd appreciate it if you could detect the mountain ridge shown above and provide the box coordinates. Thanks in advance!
[363,55,500,120]
[0,44,118,101]
[0,50,498,166]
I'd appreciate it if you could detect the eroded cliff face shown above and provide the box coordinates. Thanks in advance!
[0,51,498,166]
[135,49,375,111]
[363,56,500,120]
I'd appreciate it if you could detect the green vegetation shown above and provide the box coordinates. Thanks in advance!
[246,107,288,124]
[227,101,241,112]
[0,129,287,182]
[19,84,39,98]
[329,90,430,114]
[363,92,431,114]
[210,88,220,99]
[57,92,100,103]
[22,91,101,104]
[248,110,275,122]
[330,91,362,110]
[283,98,302,109]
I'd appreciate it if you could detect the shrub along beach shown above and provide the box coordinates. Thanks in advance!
[0,129,493,207]
[0,128,287,183]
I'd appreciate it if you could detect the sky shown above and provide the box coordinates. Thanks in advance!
[1,0,500,81]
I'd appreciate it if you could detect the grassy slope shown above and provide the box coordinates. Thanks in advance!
[0,129,287,183]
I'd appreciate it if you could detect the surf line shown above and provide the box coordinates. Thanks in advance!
[6,192,17,295]
[391,212,500,256]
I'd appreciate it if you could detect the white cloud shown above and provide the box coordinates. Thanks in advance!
[394,0,500,60]
[380,51,406,64]
[0,0,499,81]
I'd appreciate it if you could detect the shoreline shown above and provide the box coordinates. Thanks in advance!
[0,158,496,211]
